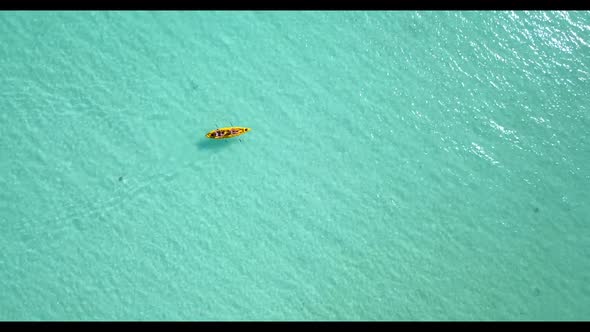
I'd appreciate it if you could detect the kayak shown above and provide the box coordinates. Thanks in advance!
[205,126,251,139]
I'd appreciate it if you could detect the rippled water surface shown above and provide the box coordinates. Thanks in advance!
[1,11,589,320]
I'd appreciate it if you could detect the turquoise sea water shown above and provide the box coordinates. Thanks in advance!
[0,11,589,321]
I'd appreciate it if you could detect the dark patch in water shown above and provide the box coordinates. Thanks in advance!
[189,79,199,91]
[119,176,123,182]
[533,287,541,296]
[533,207,539,213]
[196,138,235,151]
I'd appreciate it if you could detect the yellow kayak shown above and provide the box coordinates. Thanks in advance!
[205,126,251,139]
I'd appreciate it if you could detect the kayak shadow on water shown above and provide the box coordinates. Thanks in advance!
[196,138,237,151]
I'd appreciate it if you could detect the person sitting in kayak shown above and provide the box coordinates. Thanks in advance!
[214,129,226,138]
